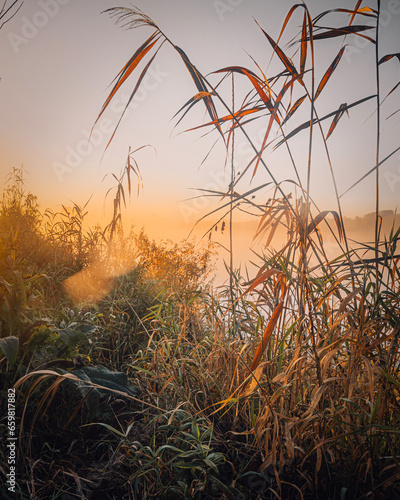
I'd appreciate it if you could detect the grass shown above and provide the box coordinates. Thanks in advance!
[1,1,400,498]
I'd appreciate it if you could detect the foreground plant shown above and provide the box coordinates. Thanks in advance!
[1,1,399,498]
[92,1,400,497]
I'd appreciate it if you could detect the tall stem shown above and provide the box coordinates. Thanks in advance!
[299,18,315,342]
[229,72,235,318]
[375,0,381,283]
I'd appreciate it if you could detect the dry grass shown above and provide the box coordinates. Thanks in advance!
[1,1,400,498]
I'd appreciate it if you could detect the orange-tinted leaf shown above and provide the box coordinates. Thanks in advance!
[326,102,348,139]
[210,390,239,415]
[300,11,308,75]
[256,21,300,81]
[214,66,275,115]
[241,362,267,398]
[379,53,400,65]
[277,4,305,44]
[348,2,376,26]
[264,215,284,247]
[312,25,375,43]
[181,106,261,133]
[244,53,272,98]
[272,75,301,123]
[350,0,366,17]
[303,385,326,416]
[315,46,345,100]
[250,301,284,371]
[381,80,400,109]
[274,95,376,148]
[275,3,312,56]
[103,49,161,152]
[243,268,281,294]
[94,32,160,127]
[313,6,377,25]
[174,45,223,139]
[338,286,363,313]
[243,69,275,114]
[307,210,343,241]
[214,65,259,80]
[357,6,376,14]
[172,91,215,128]
[283,94,306,124]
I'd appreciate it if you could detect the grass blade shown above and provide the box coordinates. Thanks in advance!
[326,103,348,139]
[315,47,346,100]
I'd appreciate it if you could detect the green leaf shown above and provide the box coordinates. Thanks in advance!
[25,325,56,351]
[73,365,140,396]
[82,422,126,438]
[203,458,219,472]
[207,452,225,464]
[63,369,99,418]
[379,369,400,390]
[127,365,155,377]
[59,365,140,419]
[57,328,88,348]
[177,450,199,458]
[0,336,19,367]
[155,444,184,456]
[174,460,205,470]
[370,391,381,424]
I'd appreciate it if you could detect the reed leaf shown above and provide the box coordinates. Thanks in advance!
[93,31,161,128]
[274,95,376,148]
[250,300,284,371]
[315,46,346,100]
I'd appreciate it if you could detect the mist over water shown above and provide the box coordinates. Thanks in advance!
[208,211,400,287]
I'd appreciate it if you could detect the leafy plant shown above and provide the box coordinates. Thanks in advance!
[1,1,399,498]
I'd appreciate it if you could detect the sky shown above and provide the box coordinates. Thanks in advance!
[1,0,400,279]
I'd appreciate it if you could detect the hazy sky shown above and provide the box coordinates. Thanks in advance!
[1,0,399,255]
